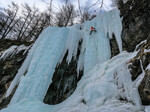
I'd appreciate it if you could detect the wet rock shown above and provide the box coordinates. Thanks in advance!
[110,0,150,56]
[128,59,142,80]
[0,39,32,109]
[120,0,150,52]
[139,69,150,105]
[127,40,150,105]
[128,40,150,80]
[0,85,17,110]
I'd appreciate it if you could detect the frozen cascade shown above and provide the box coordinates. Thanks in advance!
[1,9,144,112]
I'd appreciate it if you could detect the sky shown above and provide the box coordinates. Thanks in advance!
[0,0,113,12]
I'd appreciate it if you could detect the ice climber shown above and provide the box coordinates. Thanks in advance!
[90,26,97,35]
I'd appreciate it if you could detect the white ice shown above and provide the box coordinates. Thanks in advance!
[134,39,147,51]
[0,9,146,112]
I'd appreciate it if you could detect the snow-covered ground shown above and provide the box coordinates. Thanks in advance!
[0,9,149,112]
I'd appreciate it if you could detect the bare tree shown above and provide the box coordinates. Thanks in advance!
[79,9,91,23]
[77,0,104,23]
[1,2,19,40]
[0,2,53,42]
[42,0,54,26]
[0,8,7,36]
[16,4,50,42]
[0,0,109,42]
[56,4,76,27]
[35,12,50,37]
[16,4,33,41]
[19,6,39,41]
[25,12,49,41]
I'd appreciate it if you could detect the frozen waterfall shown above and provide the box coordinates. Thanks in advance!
[0,9,144,112]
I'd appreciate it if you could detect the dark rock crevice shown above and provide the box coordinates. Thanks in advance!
[110,34,120,57]
[43,40,83,105]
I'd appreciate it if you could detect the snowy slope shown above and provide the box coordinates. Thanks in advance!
[0,9,147,112]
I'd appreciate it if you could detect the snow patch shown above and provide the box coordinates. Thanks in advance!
[0,44,31,61]
[134,40,147,51]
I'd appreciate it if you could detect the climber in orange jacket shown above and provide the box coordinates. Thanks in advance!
[90,26,97,35]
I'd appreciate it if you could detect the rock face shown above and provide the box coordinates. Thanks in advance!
[0,39,31,109]
[127,40,150,105]
[120,0,150,52]
[110,0,150,56]
[118,0,150,105]
[139,69,150,105]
